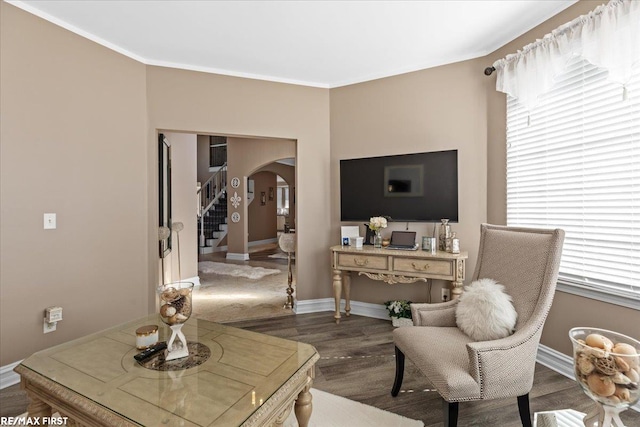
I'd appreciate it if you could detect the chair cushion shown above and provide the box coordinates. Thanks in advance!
[455,278,517,341]
[394,326,481,401]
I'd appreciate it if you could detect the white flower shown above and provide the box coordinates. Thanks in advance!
[369,216,388,231]
[390,301,401,313]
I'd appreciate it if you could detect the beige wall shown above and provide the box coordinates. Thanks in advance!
[145,69,330,300]
[0,1,330,366]
[248,172,277,242]
[484,0,639,355]
[0,3,149,365]
[330,59,488,303]
[165,132,198,283]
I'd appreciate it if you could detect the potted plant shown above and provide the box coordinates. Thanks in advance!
[384,300,413,327]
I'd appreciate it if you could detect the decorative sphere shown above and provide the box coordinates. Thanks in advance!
[158,226,170,240]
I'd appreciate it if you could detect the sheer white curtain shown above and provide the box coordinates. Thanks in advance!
[494,0,640,111]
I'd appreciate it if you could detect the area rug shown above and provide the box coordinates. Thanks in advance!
[198,261,281,280]
[14,390,423,427]
[284,388,424,427]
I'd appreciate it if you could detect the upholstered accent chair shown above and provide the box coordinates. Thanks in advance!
[391,224,565,427]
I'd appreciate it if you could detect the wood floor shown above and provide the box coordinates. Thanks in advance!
[3,312,638,426]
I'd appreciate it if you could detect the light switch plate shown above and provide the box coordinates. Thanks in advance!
[44,213,56,229]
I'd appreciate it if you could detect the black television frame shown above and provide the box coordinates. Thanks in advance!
[339,150,458,223]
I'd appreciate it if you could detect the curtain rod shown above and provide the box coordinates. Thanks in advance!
[484,66,496,76]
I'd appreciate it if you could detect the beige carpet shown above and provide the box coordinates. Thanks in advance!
[193,260,295,323]
[284,388,423,427]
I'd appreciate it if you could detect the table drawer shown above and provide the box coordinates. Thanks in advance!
[393,259,453,276]
[337,254,388,270]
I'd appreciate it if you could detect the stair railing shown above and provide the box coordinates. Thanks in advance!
[198,162,227,218]
[198,163,227,247]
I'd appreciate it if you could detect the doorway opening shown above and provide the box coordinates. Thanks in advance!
[191,134,297,323]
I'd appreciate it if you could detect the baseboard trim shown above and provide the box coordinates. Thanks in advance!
[1,360,21,389]
[293,299,388,320]
[226,252,250,261]
[294,298,335,314]
[183,276,201,287]
[536,344,574,380]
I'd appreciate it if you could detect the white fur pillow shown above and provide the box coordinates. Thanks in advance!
[455,278,517,341]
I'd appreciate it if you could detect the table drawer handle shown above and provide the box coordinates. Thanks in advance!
[354,258,369,266]
[411,262,430,271]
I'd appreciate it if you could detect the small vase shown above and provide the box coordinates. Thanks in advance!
[373,230,382,248]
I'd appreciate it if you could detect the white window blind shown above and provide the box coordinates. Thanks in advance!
[506,56,639,302]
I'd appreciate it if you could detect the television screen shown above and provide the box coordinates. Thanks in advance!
[340,150,458,222]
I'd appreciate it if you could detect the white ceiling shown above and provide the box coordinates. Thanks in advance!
[11,0,578,88]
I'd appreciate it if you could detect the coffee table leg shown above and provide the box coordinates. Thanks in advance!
[59,413,78,426]
[294,367,314,427]
[294,384,313,427]
[26,391,52,418]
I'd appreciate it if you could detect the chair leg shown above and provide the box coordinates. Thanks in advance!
[517,394,532,427]
[442,399,459,427]
[391,346,405,397]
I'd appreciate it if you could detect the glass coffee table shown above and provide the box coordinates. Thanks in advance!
[14,315,319,426]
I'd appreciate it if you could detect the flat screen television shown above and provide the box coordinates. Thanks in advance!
[340,150,458,222]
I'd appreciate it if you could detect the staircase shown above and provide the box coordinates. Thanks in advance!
[198,163,228,254]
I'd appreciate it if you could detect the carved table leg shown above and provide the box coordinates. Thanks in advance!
[332,269,342,324]
[452,258,465,299]
[26,391,52,418]
[343,272,351,317]
[294,368,314,427]
[451,280,464,299]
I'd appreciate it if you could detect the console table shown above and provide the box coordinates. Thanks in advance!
[330,245,468,324]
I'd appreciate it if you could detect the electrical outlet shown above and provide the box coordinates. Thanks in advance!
[43,318,57,333]
[441,288,451,302]
[45,306,63,323]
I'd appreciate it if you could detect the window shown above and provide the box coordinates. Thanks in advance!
[277,186,289,215]
[506,56,639,308]
[209,136,227,168]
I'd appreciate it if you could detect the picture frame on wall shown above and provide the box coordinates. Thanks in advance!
[261,192,266,205]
